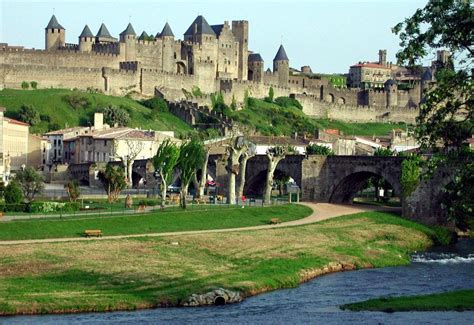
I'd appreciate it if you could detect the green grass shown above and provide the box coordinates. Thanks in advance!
[341,289,474,312]
[0,88,192,135]
[0,211,434,315]
[0,204,312,241]
[228,98,407,136]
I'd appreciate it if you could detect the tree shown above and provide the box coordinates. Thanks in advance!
[177,138,205,209]
[4,181,23,206]
[236,149,256,199]
[100,105,130,127]
[263,146,296,204]
[64,180,80,202]
[30,81,38,89]
[98,164,127,203]
[113,140,145,188]
[265,87,275,102]
[18,104,40,125]
[275,174,290,197]
[0,181,5,201]
[21,81,29,89]
[153,139,180,208]
[225,135,248,204]
[306,144,334,156]
[15,167,44,202]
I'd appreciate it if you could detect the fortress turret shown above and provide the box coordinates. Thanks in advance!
[45,15,65,51]
[78,25,94,53]
[378,49,387,66]
[119,23,136,61]
[184,15,216,43]
[384,79,398,107]
[159,22,175,73]
[273,45,289,87]
[95,23,117,44]
[248,53,264,82]
[232,20,249,80]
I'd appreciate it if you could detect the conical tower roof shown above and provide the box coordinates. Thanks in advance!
[184,15,216,36]
[138,31,149,41]
[160,22,174,37]
[79,25,93,38]
[45,15,65,30]
[120,23,136,36]
[274,45,289,61]
[96,23,113,38]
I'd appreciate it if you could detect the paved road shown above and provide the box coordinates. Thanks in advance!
[0,203,399,246]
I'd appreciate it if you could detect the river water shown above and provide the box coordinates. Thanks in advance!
[3,239,474,324]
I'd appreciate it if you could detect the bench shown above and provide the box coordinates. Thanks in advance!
[269,218,281,225]
[84,230,102,237]
[136,205,146,213]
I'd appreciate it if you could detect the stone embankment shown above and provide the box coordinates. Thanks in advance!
[182,288,242,306]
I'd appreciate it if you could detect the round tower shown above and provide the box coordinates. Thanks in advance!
[248,53,264,82]
[273,45,289,87]
[159,22,176,73]
[119,23,137,61]
[78,25,94,52]
[45,15,65,51]
[384,79,398,107]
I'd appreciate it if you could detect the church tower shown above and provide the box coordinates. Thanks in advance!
[45,15,65,51]
[273,45,289,87]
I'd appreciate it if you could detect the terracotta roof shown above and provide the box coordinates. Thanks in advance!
[45,126,88,136]
[4,117,29,127]
[248,136,309,146]
[350,63,390,69]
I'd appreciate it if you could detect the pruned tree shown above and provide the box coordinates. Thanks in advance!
[98,164,127,203]
[153,139,180,208]
[226,135,248,204]
[64,180,80,202]
[236,145,256,199]
[113,139,145,188]
[178,138,205,209]
[263,146,296,204]
[15,167,44,202]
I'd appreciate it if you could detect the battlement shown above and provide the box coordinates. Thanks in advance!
[92,42,120,55]
[1,63,102,73]
[119,61,140,71]
[136,39,159,46]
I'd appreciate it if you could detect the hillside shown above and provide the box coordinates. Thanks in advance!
[225,98,409,137]
[0,89,192,135]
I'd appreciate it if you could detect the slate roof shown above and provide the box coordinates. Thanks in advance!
[79,25,94,38]
[248,53,264,62]
[160,22,174,37]
[96,23,113,38]
[45,15,65,30]
[120,23,136,36]
[184,15,216,36]
[274,45,289,61]
[138,31,149,41]
[211,24,224,36]
[384,79,397,87]
[421,67,434,82]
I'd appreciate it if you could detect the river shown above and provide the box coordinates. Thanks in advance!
[3,239,474,324]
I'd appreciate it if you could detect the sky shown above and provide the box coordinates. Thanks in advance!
[1,0,429,73]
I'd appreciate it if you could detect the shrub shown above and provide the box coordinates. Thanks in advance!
[40,114,51,122]
[30,81,38,89]
[18,104,40,125]
[64,94,91,110]
[430,226,457,246]
[142,97,169,113]
[374,147,395,156]
[4,181,23,205]
[306,144,334,155]
[138,199,160,206]
[192,86,203,97]
[21,81,29,89]
[275,96,303,109]
[100,105,130,127]
[0,181,4,200]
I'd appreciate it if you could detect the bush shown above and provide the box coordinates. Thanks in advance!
[21,81,29,89]
[64,94,91,110]
[4,181,23,205]
[306,144,334,155]
[430,226,457,246]
[40,114,51,122]
[0,181,4,200]
[30,81,38,89]
[275,96,303,109]
[18,104,40,125]
[100,105,130,127]
[141,97,169,113]
[192,86,203,97]
[138,199,160,206]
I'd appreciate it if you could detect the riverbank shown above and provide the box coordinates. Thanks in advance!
[0,211,434,316]
[341,289,474,312]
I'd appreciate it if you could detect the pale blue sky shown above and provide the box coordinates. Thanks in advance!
[1,0,428,73]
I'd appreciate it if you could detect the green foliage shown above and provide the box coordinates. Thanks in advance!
[374,147,395,156]
[178,138,205,209]
[137,199,161,207]
[153,139,180,206]
[4,181,23,205]
[141,97,169,113]
[265,87,275,103]
[211,92,230,115]
[39,114,51,122]
[30,81,38,89]
[63,94,91,110]
[18,104,40,125]
[274,96,303,110]
[0,181,4,200]
[430,226,456,246]
[64,180,81,202]
[243,89,250,110]
[21,81,29,89]
[306,144,334,156]
[15,167,44,202]
[182,88,193,100]
[98,164,127,203]
[99,105,130,127]
[400,155,422,197]
[230,95,237,111]
[191,86,203,97]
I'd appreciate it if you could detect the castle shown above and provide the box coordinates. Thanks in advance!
[0,15,427,124]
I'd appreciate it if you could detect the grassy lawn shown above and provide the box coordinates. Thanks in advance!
[0,204,311,241]
[228,98,408,137]
[0,88,191,135]
[341,289,474,312]
[0,211,434,315]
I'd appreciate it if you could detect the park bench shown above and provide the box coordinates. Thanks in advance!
[269,218,281,225]
[136,205,146,213]
[84,230,102,237]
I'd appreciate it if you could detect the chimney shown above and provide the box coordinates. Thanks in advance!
[94,112,104,130]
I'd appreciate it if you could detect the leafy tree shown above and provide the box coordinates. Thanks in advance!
[0,181,5,200]
[400,155,422,198]
[264,146,296,204]
[225,136,248,204]
[15,167,44,202]
[18,104,40,125]
[306,144,334,156]
[64,180,81,202]
[153,139,180,208]
[275,97,303,110]
[177,138,205,209]
[275,174,290,196]
[4,181,23,206]
[265,87,275,102]
[98,164,127,203]
[30,81,38,89]
[100,105,130,127]
[374,147,395,156]
[21,81,29,89]
[142,97,169,113]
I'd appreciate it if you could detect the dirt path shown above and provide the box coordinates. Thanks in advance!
[0,203,399,246]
